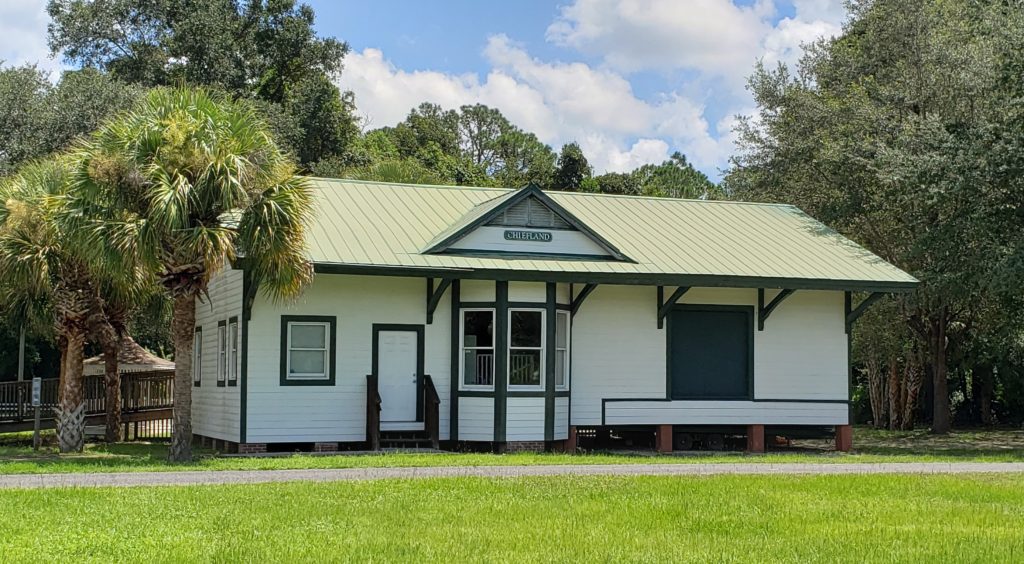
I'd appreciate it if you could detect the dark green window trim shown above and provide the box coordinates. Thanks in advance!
[544,282,556,442]
[666,304,755,401]
[279,315,337,386]
[227,316,239,387]
[449,280,461,441]
[216,320,227,387]
[494,281,508,442]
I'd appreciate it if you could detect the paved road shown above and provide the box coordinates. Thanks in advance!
[2,462,1024,489]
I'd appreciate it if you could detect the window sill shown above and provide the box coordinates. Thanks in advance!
[281,378,335,386]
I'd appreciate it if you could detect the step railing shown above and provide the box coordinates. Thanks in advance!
[366,374,382,451]
[423,374,440,449]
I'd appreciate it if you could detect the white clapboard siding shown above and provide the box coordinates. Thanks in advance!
[604,401,849,426]
[192,265,243,442]
[245,275,452,444]
[506,397,545,441]
[554,397,569,440]
[458,397,495,441]
[508,281,546,302]
[570,285,667,425]
[570,285,848,426]
[460,280,494,302]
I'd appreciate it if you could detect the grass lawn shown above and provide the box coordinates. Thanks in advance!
[1,474,1023,562]
[1,427,1023,474]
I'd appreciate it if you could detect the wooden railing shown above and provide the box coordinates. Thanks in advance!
[0,370,174,424]
[423,374,440,449]
[366,374,381,451]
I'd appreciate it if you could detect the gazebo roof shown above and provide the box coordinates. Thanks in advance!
[83,335,175,376]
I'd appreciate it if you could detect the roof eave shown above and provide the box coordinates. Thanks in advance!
[311,261,918,293]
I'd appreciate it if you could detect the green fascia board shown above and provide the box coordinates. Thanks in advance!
[422,184,633,262]
[311,261,918,293]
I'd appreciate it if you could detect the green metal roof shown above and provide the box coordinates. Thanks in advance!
[304,178,918,292]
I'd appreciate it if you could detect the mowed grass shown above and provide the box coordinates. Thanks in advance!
[1,474,1023,562]
[2,427,1023,474]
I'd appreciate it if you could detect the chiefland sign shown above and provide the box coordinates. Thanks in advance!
[504,229,552,242]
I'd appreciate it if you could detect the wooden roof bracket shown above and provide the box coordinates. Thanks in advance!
[845,291,886,334]
[570,283,598,318]
[426,278,453,324]
[657,286,691,329]
[758,288,795,331]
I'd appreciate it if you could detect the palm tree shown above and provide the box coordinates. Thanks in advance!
[67,87,313,461]
[0,160,98,452]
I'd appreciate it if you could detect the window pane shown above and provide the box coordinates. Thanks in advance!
[555,350,566,388]
[463,349,494,387]
[289,350,326,375]
[510,311,542,347]
[291,324,326,349]
[555,312,568,349]
[463,311,493,348]
[509,350,541,386]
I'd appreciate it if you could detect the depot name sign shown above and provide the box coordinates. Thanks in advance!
[504,229,552,242]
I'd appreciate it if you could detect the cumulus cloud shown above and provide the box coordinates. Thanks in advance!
[547,0,845,78]
[547,0,775,78]
[0,1,64,76]
[340,36,733,174]
[339,1,847,177]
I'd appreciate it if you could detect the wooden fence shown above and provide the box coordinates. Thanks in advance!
[0,371,174,437]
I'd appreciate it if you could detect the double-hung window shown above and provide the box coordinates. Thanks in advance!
[555,310,570,390]
[508,309,544,389]
[217,322,227,385]
[283,318,334,383]
[227,318,238,385]
[193,328,202,386]
[461,309,495,389]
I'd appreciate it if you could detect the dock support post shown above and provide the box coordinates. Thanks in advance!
[746,424,765,453]
[564,426,578,453]
[835,424,853,452]
[655,425,673,453]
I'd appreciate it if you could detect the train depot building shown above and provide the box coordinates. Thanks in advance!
[191,179,916,453]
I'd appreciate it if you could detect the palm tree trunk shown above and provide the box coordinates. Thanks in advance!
[103,338,122,442]
[168,293,196,462]
[57,327,87,453]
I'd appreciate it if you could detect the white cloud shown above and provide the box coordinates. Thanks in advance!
[547,0,845,78]
[547,0,775,77]
[0,1,65,77]
[340,36,733,174]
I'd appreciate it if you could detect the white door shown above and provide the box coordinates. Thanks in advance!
[378,330,418,422]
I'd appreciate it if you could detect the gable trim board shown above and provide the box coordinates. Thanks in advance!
[423,184,632,262]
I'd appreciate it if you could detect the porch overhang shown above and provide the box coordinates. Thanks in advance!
[311,261,919,294]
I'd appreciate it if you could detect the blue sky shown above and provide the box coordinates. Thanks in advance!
[1,1,848,180]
